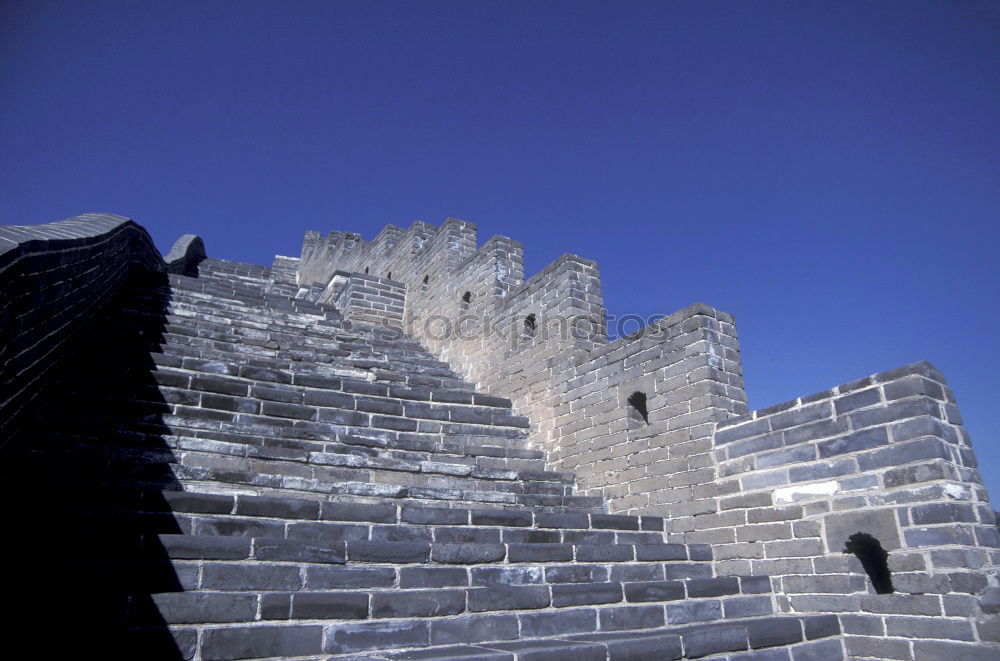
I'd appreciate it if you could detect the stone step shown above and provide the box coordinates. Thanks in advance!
[43,443,571,491]
[112,304,458,377]
[162,355,479,401]
[120,291,408,349]
[60,372,531,432]
[333,617,843,661]
[138,578,766,623]
[164,492,655,533]
[126,602,841,660]
[152,534,715,570]
[34,439,575,499]
[23,455,590,512]
[63,490,666,540]
[45,422,543,466]
[143,348,476,397]
[139,278,336,319]
[22,437,598,509]
[119,293,423,354]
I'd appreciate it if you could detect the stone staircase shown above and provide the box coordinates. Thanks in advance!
[1,258,843,660]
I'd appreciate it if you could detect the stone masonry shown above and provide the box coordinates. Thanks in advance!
[1,213,997,660]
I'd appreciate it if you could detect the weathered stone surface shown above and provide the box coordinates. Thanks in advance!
[5,214,997,661]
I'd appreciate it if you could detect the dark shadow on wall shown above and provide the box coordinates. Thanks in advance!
[844,532,895,595]
[0,270,186,659]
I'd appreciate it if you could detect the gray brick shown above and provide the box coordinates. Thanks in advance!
[911,640,1000,661]
[484,639,606,661]
[757,444,817,469]
[803,614,840,639]
[547,565,609,584]
[472,509,531,527]
[682,623,748,657]
[468,585,550,611]
[856,436,951,471]
[306,566,395,589]
[910,502,977,525]
[400,567,469,588]
[747,618,802,648]
[783,418,849,446]
[202,563,302,590]
[151,592,257,624]
[723,595,772,618]
[687,577,740,597]
[598,604,664,630]
[324,620,429,654]
[817,426,888,458]
[472,566,543,586]
[715,418,770,445]
[158,535,250,560]
[833,388,881,415]
[430,613,519,645]
[293,592,369,619]
[236,494,319,519]
[402,505,469,525]
[792,638,844,661]
[371,589,465,618]
[849,397,941,429]
[432,543,506,564]
[254,538,345,563]
[508,543,573,562]
[552,582,623,607]
[518,608,597,637]
[536,511,590,529]
[884,376,945,401]
[904,525,975,548]
[666,599,721,624]
[202,625,322,659]
[591,514,640,530]
[769,403,832,431]
[624,580,685,602]
[346,540,429,563]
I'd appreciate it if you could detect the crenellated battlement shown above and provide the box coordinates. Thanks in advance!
[293,219,741,516]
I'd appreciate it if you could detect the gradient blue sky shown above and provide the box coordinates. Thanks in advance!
[3,1,998,498]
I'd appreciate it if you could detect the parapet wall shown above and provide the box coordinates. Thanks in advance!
[0,213,201,444]
[697,362,1000,657]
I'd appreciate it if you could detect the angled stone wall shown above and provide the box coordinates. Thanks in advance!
[696,361,1000,658]
[0,213,167,441]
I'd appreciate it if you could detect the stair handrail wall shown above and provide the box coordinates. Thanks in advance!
[0,213,202,443]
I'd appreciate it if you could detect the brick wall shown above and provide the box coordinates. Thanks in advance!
[0,213,193,443]
[296,218,1000,656]
[553,303,748,515]
[326,271,405,329]
[695,362,999,658]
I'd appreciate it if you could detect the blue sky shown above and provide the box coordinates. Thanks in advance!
[3,1,998,499]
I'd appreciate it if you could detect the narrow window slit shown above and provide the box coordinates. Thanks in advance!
[364,267,369,274]
[844,532,894,594]
[460,291,472,310]
[627,391,649,424]
[387,272,392,279]
[524,314,537,337]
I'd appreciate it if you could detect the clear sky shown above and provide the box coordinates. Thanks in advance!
[3,1,998,499]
